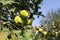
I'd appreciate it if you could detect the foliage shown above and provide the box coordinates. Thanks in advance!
[1,0,60,40]
[0,0,43,40]
[0,0,42,29]
[35,10,60,40]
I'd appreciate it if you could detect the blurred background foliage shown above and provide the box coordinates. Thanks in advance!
[0,0,60,40]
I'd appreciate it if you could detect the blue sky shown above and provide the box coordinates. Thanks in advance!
[32,0,60,26]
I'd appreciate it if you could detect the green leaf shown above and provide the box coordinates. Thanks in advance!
[13,30,21,35]
[0,16,7,21]
[2,28,9,32]
[0,0,14,5]
[7,32,17,40]
[0,32,8,40]
[24,30,33,40]
[10,8,16,12]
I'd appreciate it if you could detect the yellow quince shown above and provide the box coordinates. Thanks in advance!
[42,31,48,36]
[14,16,23,24]
[55,31,58,37]
[20,10,30,18]
[27,19,32,25]
[39,27,43,32]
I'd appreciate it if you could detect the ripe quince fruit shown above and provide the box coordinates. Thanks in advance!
[14,16,23,24]
[42,31,47,36]
[39,27,43,32]
[55,31,58,37]
[27,19,32,25]
[20,10,30,18]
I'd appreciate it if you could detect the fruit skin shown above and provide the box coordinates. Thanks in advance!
[55,32,58,34]
[14,16,23,24]
[55,32,58,37]
[42,31,47,36]
[20,10,30,18]
[39,27,43,32]
[27,19,32,25]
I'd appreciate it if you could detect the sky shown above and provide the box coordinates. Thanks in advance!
[32,0,60,27]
